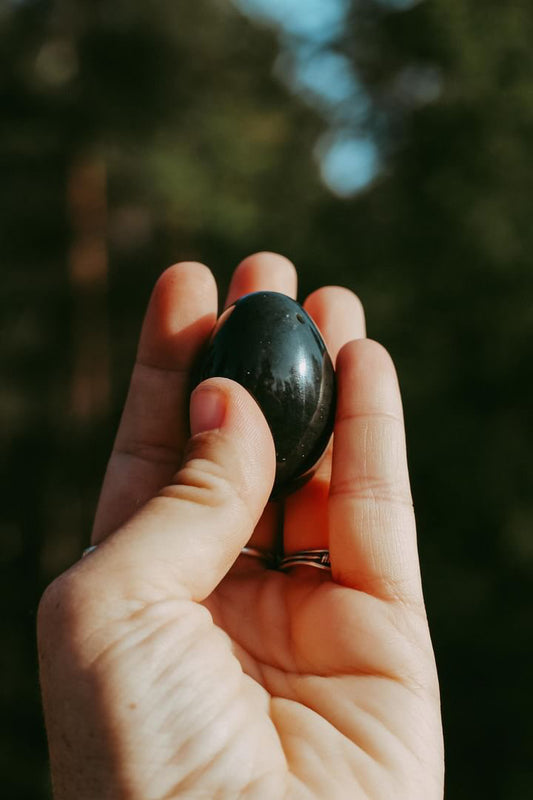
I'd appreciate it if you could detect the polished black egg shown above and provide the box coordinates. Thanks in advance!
[193,291,336,495]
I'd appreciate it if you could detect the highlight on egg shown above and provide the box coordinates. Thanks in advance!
[192,291,336,495]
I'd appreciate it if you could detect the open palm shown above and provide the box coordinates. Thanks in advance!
[38,253,443,800]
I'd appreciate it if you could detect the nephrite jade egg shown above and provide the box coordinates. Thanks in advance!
[193,291,336,495]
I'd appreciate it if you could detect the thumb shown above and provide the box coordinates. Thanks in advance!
[94,378,276,601]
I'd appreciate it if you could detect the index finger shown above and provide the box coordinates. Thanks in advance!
[92,262,217,542]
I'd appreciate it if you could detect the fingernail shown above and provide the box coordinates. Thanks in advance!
[190,387,226,435]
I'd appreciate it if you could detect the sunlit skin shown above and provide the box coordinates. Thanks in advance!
[38,253,444,799]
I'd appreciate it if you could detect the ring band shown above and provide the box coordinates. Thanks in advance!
[239,546,277,568]
[81,544,277,567]
[278,549,331,571]
[82,545,330,572]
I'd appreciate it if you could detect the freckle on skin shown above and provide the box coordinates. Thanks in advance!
[129,703,137,710]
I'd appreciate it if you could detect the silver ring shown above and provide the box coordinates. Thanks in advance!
[82,544,277,567]
[239,546,277,568]
[278,549,331,571]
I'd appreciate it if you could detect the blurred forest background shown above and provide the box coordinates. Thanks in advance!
[1,0,532,797]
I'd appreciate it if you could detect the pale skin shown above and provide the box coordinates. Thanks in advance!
[38,253,444,799]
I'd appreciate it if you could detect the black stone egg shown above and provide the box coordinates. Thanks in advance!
[193,291,336,496]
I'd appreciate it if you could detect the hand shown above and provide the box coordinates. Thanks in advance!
[38,253,444,800]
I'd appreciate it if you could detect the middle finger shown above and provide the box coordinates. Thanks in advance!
[224,252,298,568]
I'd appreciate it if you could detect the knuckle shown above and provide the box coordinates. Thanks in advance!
[331,474,413,509]
[37,572,78,641]
[164,431,256,526]
[38,565,101,636]
[37,579,60,631]
[174,457,237,507]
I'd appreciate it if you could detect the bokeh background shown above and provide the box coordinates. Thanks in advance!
[2,0,532,797]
